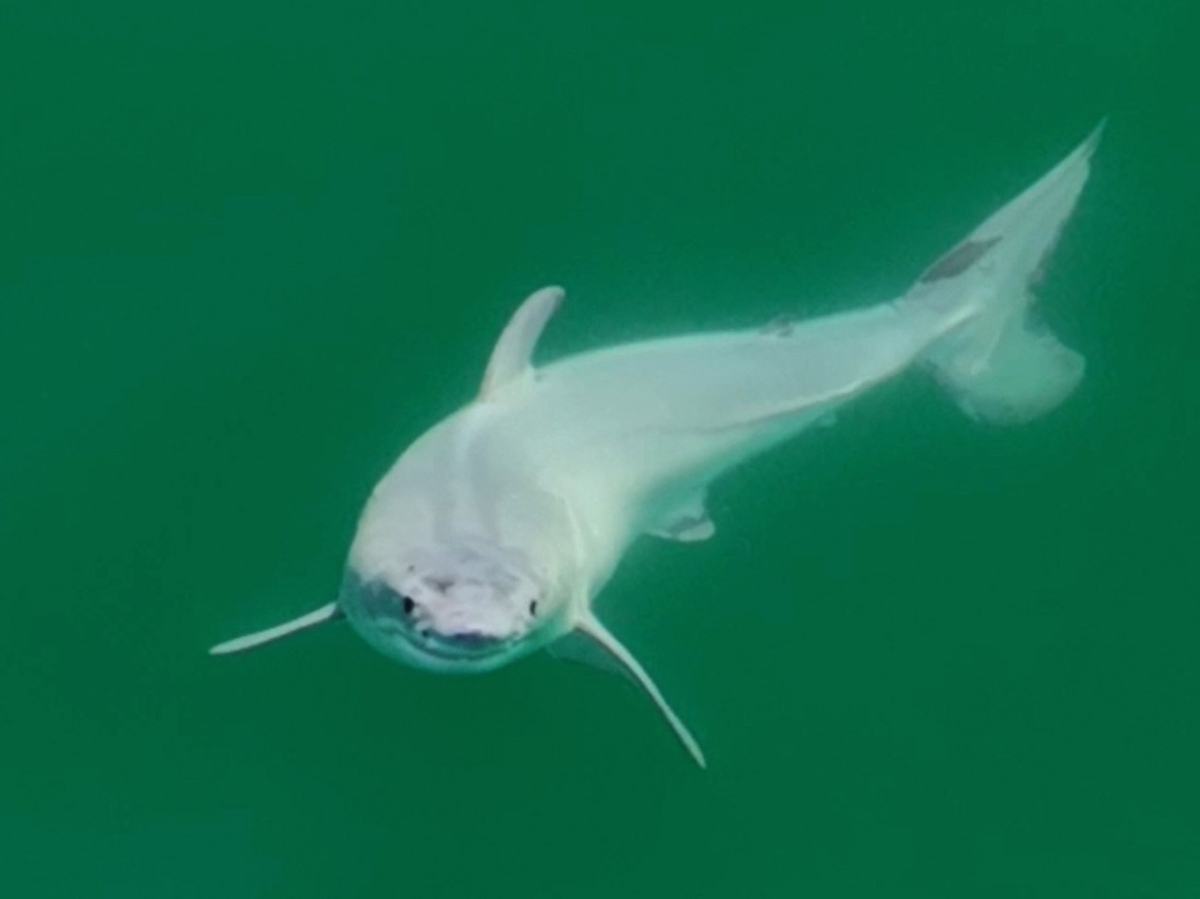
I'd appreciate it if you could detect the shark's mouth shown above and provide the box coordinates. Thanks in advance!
[410,629,518,663]
[355,615,517,668]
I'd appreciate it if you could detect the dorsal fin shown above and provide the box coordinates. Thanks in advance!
[479,286,564,399]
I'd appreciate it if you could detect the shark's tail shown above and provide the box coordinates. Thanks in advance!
[904,123,1103,425]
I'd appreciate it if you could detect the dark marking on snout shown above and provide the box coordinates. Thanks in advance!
[920,236,1001,283]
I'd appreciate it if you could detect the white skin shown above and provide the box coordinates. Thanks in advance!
[212,124,1102,766]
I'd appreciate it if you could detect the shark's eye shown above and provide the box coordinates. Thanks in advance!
[402,596,415,615]
[529,600,538,616]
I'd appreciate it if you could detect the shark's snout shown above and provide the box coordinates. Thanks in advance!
[400,590,525,663]
[338,538,556,673]
[339,562,542,671]
[408,583,524,641]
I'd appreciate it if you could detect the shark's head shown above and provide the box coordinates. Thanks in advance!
[339,541,566,673]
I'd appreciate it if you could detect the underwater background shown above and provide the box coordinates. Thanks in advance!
[2,0,1198,896]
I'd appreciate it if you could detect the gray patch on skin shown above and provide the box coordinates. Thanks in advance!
[356,577,408,621]
[761,314,797,337]
[660,512,714,542]
[1030,223,1066,287]
[920,235,1001,283]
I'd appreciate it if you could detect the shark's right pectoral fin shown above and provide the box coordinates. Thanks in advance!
[549,613,706,768]
[209,603,343,655]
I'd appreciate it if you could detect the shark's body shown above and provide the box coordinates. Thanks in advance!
[213,125,1102,766]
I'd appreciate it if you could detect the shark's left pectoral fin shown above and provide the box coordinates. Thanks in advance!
[209,602,343,655]
[550,613,706,768]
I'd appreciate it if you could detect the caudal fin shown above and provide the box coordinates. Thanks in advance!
[910,122,1103,424]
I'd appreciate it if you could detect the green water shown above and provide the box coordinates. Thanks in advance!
[2,1,1198,896]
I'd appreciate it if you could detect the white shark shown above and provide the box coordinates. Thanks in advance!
[212,125,1103,767]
